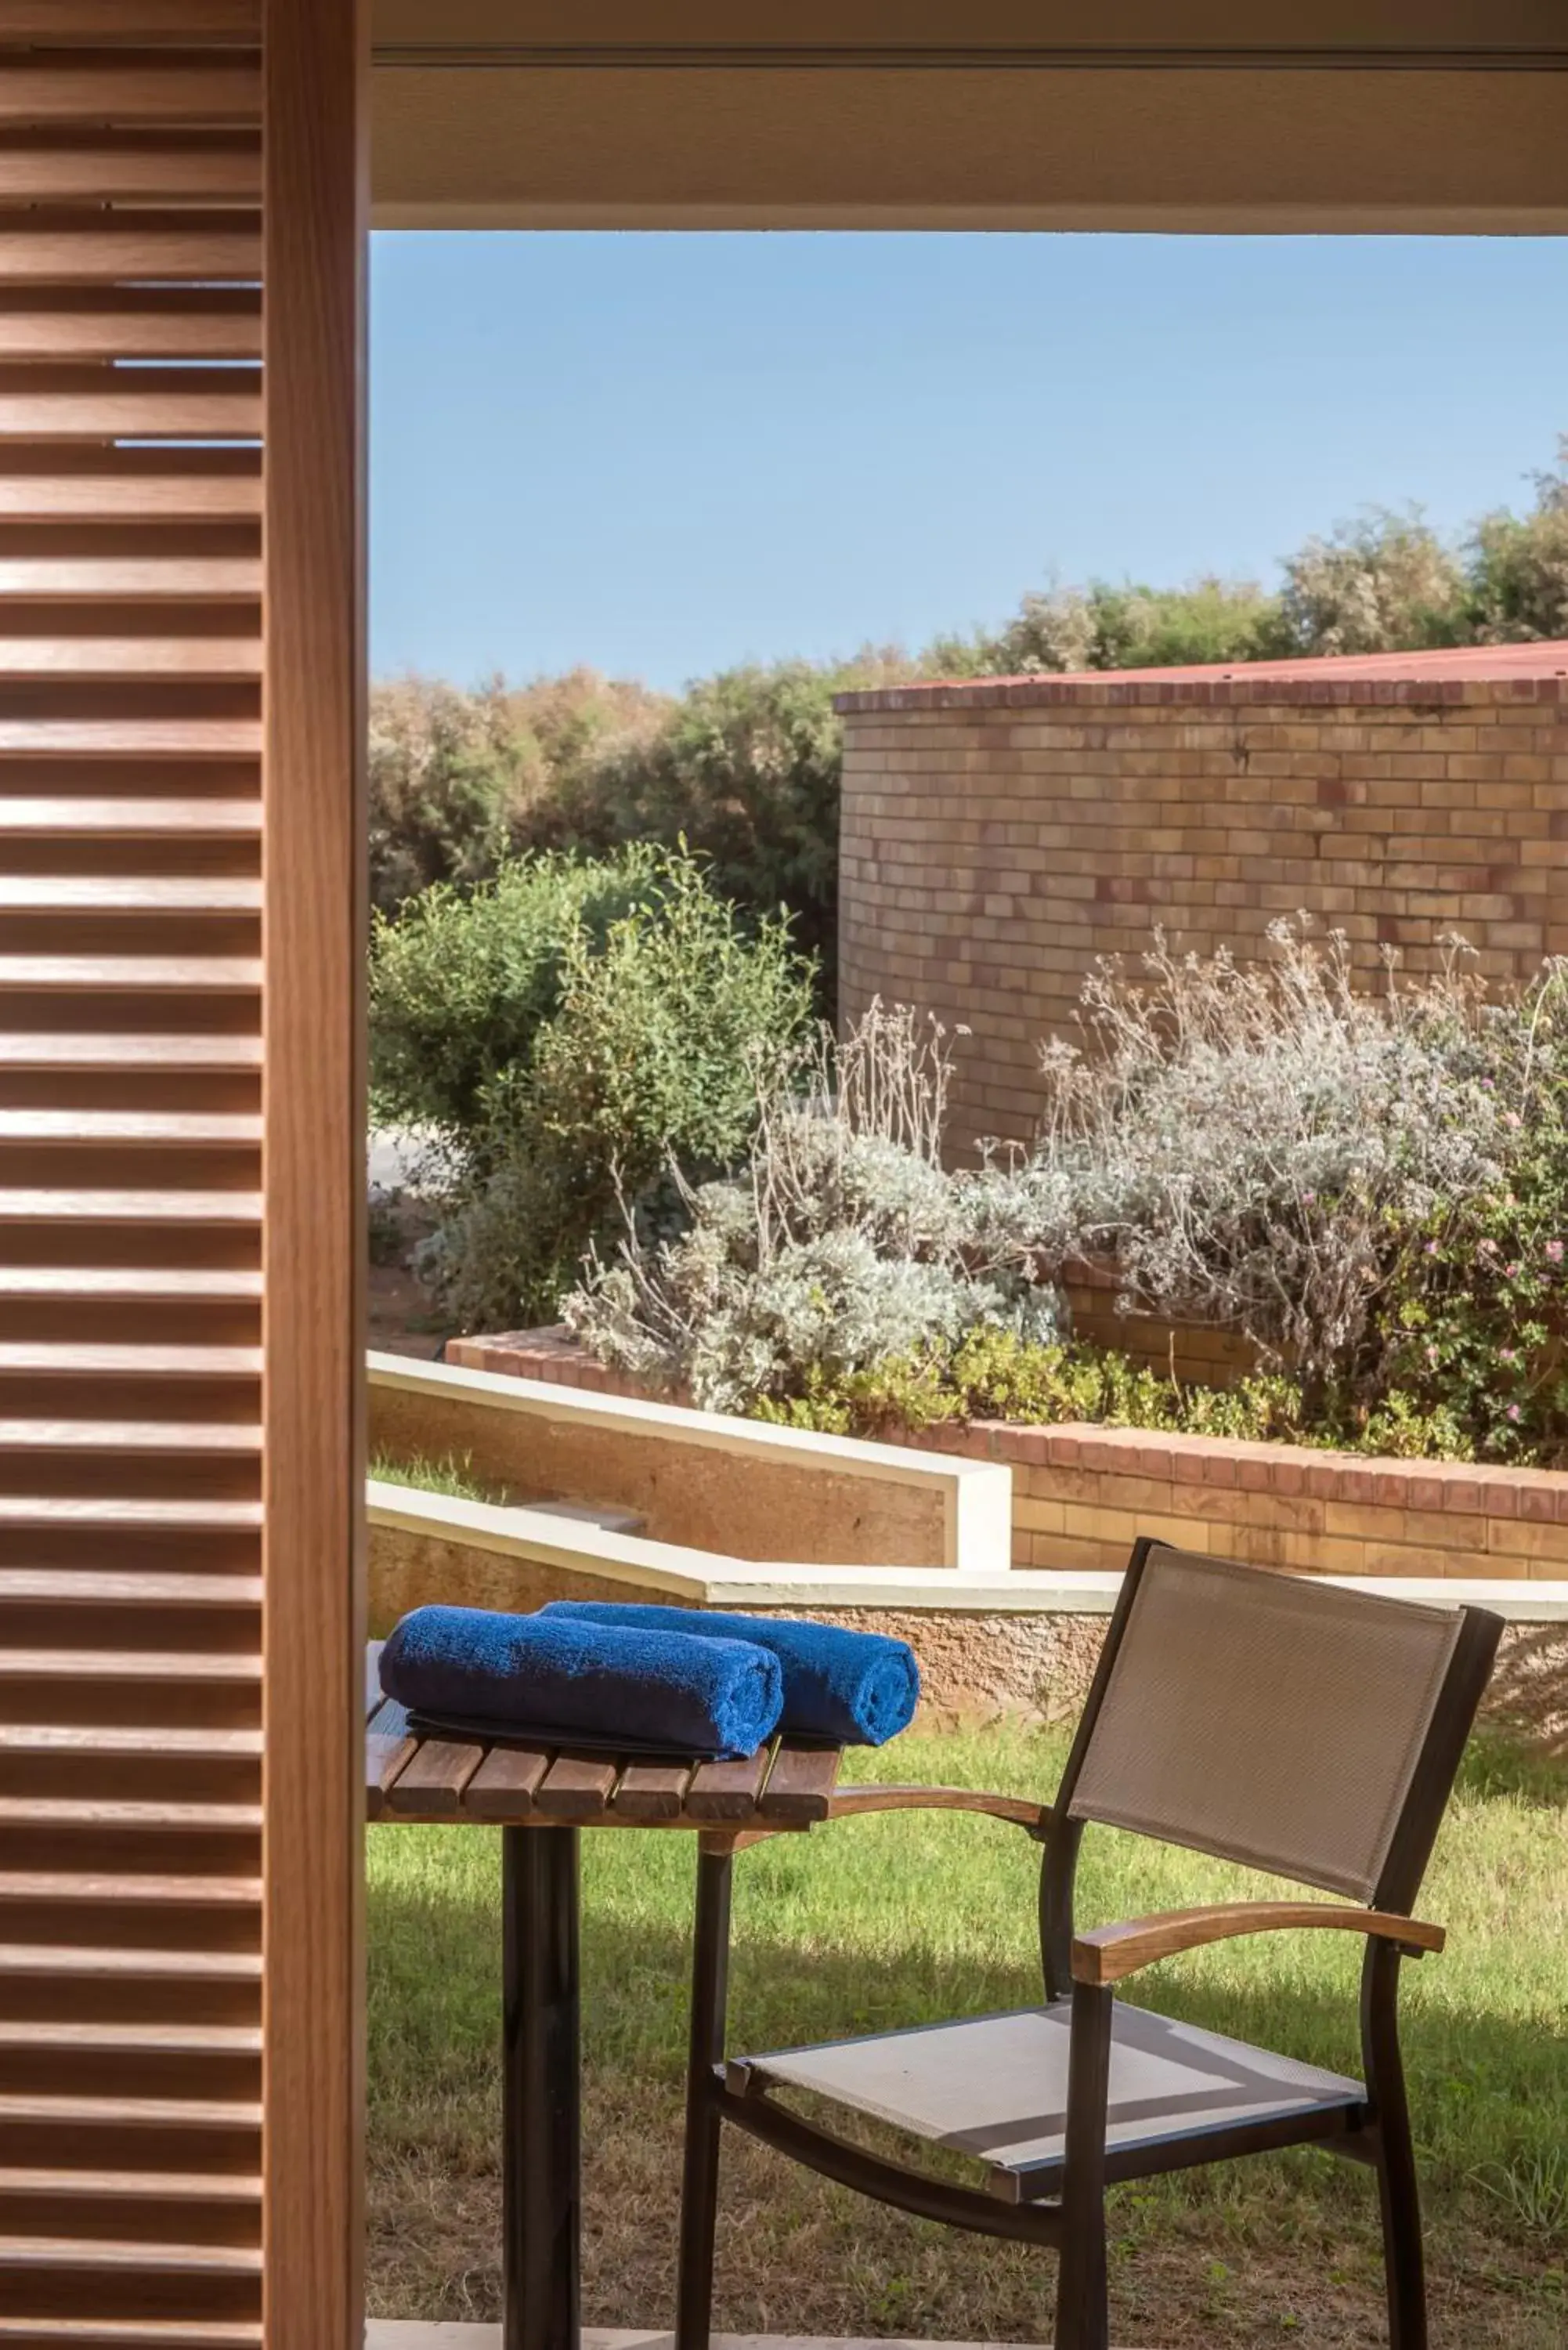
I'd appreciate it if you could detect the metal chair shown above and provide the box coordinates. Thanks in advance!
[675,1540,1503,2350]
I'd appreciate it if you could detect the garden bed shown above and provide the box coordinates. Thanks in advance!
[450,1326,1568,1582]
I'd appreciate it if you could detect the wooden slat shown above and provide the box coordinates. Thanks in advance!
[0,2095,261,2142]
[0,1115,262,1144]
[533,1751,620,1820]
[758,1741,843,1823]
[0,1799,262,1832]
[0,1647,260,1677]
[0,2320,259,2350]
[0,1727,261,1759]
[0,1265,262,1293]
[0,718,262,757]
[0,2234,261,2273]
[0,2324,260,2349]
[0,67,261,128]
[0,1572,260,1605]
[685,1746,775,1821]
[0,370,262,443]
[612,1759,695,1820]
[0,2326,260,2348]
[0,214,262,284]
[0,804,259,837]
[0,1875,259,1911]
[0,640,262,678]
[0,956,262,989]
[381,1738,486,1817]
[0,3,259,38]
[0,1504,259,1538]
[460,1741,551,1822]
[0,560,260,598]
[0,880,260,913]
[0,1422,260,1452]
[0,1499,259,1532]
[0,1191,262,1224]
[0,469,261,524]
[363,1700,415,1815]
[0,2326,260,2349]
[0,135,262,208]
[0,2161,261,2193]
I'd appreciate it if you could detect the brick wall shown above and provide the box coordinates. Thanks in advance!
[836,646,1568,1156]
[932,1419,1568,1584]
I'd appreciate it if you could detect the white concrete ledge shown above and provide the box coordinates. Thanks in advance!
[367,1486,1568,1622]
[976,1571,1568,1622]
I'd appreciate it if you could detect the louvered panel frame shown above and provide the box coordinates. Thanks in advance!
[0,16,263,2344]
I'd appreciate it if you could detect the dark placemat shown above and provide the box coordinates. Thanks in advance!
[406,1708,738,1764]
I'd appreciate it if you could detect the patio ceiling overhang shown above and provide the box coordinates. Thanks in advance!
[369,0,1568,232]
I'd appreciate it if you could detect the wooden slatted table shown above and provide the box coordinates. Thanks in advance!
[365,1643,844,2350]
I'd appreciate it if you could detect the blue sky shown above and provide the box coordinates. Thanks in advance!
[370,233,1566,693]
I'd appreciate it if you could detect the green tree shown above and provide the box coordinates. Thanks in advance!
[1465,442,1568,643]
[1273,508,1467,656]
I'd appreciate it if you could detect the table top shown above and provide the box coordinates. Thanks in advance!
[364,1642,843,1830]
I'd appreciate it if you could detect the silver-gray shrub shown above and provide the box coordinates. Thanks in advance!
[995,921,1519,1383]
[565,1000,1063,1414]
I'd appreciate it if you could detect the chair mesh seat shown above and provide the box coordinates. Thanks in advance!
[742,2004,1364,2190]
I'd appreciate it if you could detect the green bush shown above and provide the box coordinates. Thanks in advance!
[370,846,815,1332]
[368,669,670,914]
[751,1324,1478,1459]
[369,846,664,1147]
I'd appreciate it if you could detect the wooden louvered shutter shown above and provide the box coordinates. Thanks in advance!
[0,6,366,2346]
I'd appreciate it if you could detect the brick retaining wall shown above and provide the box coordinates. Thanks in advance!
[836,644,1568,1156]
[450,1327,1568,1585]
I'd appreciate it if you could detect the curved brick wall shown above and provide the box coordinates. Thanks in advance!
[836,643,1568,1157]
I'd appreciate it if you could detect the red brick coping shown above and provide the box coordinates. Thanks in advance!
[834,639,1568,714]
[446,1329,1568,1585]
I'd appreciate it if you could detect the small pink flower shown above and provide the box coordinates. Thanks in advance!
[1548,1240,1565,1264]
[1500,1347,1518,1365]
[1424,1239,1440,1256]
[1508,1404,1523,1423]
[1425,1343,1440,1367]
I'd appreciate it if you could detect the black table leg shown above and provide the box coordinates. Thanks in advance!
[502,1824,582,2350]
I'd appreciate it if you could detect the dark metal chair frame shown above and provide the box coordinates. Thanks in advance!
[674,1539,1504,2350]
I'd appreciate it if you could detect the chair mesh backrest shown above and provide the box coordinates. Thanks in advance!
[1067,1547,1462,1901]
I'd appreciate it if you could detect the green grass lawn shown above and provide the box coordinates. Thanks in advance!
[367,1724,1568,2347]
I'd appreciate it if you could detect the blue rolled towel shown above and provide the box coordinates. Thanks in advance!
[540,1603,919,1746]
[379,1605,783,1760]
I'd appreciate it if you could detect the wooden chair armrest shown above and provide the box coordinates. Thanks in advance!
[826,1784,1053,1836]
[1072,1901,1445,1987]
